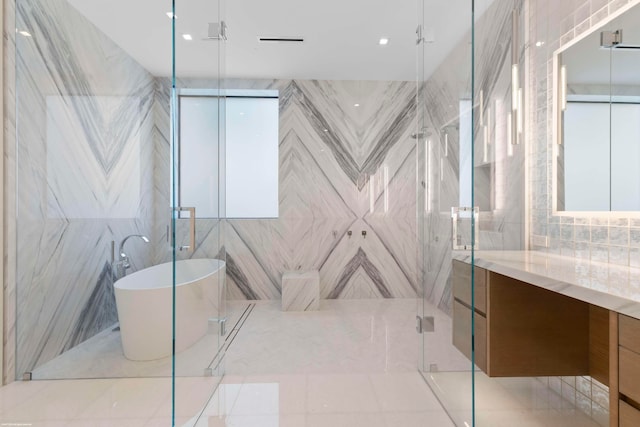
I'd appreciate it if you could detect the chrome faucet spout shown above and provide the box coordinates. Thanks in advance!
[118,234,150,259]
[115,234,150,279]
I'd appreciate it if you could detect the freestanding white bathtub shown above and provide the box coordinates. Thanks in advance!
[114,259,225,361]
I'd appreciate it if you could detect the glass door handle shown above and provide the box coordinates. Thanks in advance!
[174,207,196,254]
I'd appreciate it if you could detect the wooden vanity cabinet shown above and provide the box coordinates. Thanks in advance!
[452,261,487,372]
[452,260,603,378]
[613,314,640,426]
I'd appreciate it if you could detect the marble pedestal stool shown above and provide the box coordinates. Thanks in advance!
[282,270,320,311]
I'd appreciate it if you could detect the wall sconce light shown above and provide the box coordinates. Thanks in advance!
[507,112,514,156]
[512,64,519,113]
[369,174,375,214]
[511,8,521,146]
[480,90,485,125]
[383,165,389,213]
[560,65,567,112]
[517,88,523,139]
[444,132,449,157]
[425,139,430,212]
[483,105,491,162]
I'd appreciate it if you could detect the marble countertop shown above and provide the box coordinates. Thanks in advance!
[453,250,640,320]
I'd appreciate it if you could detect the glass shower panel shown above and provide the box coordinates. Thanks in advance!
[416,0,475,425]
[14,0,163,381]
[171,0,227,424]
[418,0,530,425]
[416,0,426,374]
[472,0,528,425]
[14,0,227,421]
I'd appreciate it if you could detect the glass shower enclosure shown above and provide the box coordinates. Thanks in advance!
[14,0,227,424]
[417,0,527,425]
[416,0,475,424]
[170,0,227,424]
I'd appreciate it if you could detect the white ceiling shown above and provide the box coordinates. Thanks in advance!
[67,0,492,81]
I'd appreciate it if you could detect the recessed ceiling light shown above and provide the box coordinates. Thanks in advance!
[19,30,32,37]
[354,103,361,107]
[379,37,389,45]
[182,34,193,41]
[323,129,329,132]
[166,12,177,19]
[536,41,545,47]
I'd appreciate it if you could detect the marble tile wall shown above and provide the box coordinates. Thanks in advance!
[153,78,418,301]
[7,0,621,389]
[3,2,418,382]
[4,0,17,386]
[7,0,156,378]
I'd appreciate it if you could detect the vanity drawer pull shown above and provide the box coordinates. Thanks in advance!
[620,346,640,404]
[620,314,640,355]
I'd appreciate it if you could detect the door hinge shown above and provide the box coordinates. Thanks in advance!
[208,317,227,336]
[416,315,435,333]
[208,21,228,41]
[220,318,227,337]
[600,29,622,48]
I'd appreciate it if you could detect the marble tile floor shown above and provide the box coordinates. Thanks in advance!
[224,299,420,375]
[188,372,455,427]
[223,299,605,426]
[2,298,609,426]
[0,376,218,426]
[424,372,605,427]
[31,302,252,380]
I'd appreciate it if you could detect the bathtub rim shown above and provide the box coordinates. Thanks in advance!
[114,258,225,291]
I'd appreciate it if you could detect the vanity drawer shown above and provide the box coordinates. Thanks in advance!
[619,346,640,404]
[620,401,640,427]
[452,260,487,314]
[452,299,487,372]
[619,314,640,355]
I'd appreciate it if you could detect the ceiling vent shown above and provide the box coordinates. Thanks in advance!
[258,36,304,43]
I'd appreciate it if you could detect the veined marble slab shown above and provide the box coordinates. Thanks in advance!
[13,0,155,377]
[453,250,640,320]
[153,78,417,301]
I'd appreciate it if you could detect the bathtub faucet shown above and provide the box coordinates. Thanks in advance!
[116,234,150,278]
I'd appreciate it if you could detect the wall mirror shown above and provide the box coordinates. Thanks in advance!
[554,3,640,212]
